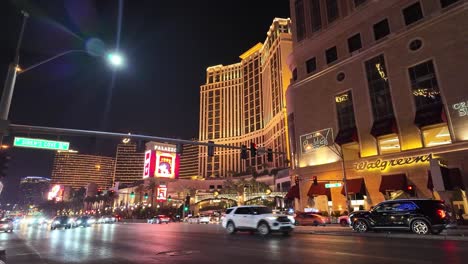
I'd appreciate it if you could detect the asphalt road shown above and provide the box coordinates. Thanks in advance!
[1,222,468,264]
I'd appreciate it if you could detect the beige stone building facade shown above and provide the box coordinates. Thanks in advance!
[199,18,293,178]
[286,0,468,214]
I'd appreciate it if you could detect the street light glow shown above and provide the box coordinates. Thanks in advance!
[107,52,124,67]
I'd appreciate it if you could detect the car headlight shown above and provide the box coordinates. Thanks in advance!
[266,216,278,221]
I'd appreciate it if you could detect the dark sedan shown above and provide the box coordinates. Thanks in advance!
[51,216,72,230]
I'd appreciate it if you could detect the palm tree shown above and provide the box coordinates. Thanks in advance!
[134,184,145,204]
[145,179,158,207]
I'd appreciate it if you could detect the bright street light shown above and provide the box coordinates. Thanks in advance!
[107,52,124,67]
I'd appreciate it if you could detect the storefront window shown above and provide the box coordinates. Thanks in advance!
[422,125,451,147]
[378,134,401,154]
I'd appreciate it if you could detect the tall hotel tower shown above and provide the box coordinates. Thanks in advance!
[199,18,293,178]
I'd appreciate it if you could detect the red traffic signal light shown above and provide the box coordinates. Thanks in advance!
[406,185,415,196]
[407,185,413,191]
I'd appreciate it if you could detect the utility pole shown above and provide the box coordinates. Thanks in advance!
[328,144,352,213]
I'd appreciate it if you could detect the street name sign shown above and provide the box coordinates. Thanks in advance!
[13,137,70,151]
[325,183,342,188]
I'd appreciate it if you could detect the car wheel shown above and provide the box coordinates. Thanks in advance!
[257,222,270,236]
[226,222,236,234]
[411,220,429,235]
[354,220,369,233]
[340,220,348,227]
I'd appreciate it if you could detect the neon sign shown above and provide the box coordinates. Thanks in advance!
[353,154,432,171]
[300,128,334,154]
[453,100,468,117]
[155,152,177,178]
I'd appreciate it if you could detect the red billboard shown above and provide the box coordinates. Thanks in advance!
[143,143,179,179]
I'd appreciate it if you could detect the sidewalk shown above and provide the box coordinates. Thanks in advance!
[293,224,468,241]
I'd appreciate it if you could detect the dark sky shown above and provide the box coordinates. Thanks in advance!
[0,0,291,203]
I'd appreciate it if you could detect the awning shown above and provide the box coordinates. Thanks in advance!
[285,185,300,200]
[341,178,366,196]
[370,117,398,138]
[379,174,407,193]
[307,183,331,200]
[414,104,446,128]
[335,127,359,145]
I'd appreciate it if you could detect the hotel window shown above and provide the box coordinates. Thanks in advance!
[441,0,459,8]
[310,0,322,32]
[354,0,367,7]
[408,60,451,146]
[403,2,424,26]
[306,57,317,73]
[295,0,306,41]
[326,0,339,23]
[335,91,356,131]
[365,54,399,153]
[378,134,401,154]
[347,33,362,53]
[326,46,338,65]
[373,19,390,41]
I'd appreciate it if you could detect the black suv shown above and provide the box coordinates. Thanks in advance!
[349,199,450,235]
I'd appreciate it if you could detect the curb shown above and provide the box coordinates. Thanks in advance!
[294,230,468,241]
[0,247,6,263]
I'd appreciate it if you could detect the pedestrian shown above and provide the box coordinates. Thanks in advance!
[458,209,465,225]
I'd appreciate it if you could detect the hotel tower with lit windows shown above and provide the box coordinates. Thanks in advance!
[51,151,115,190]
[286,0,468,214]
[199,18,293,178]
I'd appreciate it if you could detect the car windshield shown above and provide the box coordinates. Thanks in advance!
[251,207,272,215]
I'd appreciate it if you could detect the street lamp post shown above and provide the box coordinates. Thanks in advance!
[0,11,124,124]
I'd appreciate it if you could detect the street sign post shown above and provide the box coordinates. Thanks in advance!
[325,183,342,188]
[13,137,70,151]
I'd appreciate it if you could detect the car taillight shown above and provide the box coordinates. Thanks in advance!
[437,209,446,219]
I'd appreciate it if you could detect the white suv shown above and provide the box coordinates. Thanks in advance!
[222,206,294,236]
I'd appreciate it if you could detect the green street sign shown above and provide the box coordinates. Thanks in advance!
[13,137,70,151]
[325,183,342,188]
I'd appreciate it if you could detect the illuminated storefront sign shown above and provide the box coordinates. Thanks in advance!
[144,143,180,179]
[47,184,64,201]
[300,128,334,154]
[325,183,342,188]
[157,185,167,201]
[143,150,156,178]
[354,154,432,171]
[453,100,468,117]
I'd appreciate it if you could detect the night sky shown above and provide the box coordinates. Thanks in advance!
[0,0,290,203]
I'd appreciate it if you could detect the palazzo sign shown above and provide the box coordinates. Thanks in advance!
[354,154,432,171]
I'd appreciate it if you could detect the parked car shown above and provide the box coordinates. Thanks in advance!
[222,206,294,236]
[148,215,171,224]
[295,213,331,226]
[187,216,199,224]
[198,215,210,224]
[74,216,95,227]
[0,220,14,233]
[349,199,451,235]
[98,215,116,224]
[51,216,72,230]
[338,215,350,226]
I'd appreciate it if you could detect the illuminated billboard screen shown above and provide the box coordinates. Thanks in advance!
[47,184,64,201]
[157,185,168,201]
[144,143,180,179]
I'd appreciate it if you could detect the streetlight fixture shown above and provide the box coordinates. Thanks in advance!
[0,11,125,125]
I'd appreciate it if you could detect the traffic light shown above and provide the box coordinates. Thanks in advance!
[130,192,135,198]
[167,195,172,202]
[144,193,149,199]
[240,145,248,159]
[184,206,189,212]
[207,141,215,157]
[250,142,257,157]
[406,185,416,196]
[313,176,318,186]
[185,195,190,205]
[267,148,273,162]
[0,151,11,178]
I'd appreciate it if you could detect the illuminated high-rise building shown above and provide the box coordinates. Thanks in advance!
[113,142,145,186]
[19,176,51,206]
[178,143,200,179]
[51,151,115,189]
[199,18,292,177]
